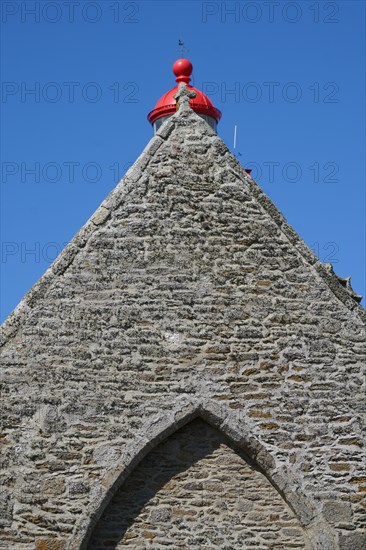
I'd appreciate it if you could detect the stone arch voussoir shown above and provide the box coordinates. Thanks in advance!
[72,399,337,550]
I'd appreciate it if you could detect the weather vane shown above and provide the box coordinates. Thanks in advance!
[177,39,190,57]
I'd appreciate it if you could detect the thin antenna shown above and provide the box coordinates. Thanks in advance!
[233,125,242,159]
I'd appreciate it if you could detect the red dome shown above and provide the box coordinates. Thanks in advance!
[148,58,222,125]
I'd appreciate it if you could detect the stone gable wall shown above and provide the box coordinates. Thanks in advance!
[1,108,365,550]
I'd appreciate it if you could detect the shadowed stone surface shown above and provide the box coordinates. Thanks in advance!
[88,419,307,549]
[0,104,365,549]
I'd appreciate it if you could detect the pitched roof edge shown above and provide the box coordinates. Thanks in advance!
[0,122,176,346]
[224,154,366,325]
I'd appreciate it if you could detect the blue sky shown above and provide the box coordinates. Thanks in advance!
[1,0,365,321]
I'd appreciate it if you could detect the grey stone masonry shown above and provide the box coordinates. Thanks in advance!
[1,96,365,550]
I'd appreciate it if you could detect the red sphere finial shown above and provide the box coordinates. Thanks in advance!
[147,58,222,126]
[173,58,193,84]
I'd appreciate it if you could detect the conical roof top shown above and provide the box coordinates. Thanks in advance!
[147,58,222,125]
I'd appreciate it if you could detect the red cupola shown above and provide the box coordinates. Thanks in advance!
[148,58,222,133]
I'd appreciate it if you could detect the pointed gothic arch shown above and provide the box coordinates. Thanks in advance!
[72,402,337,550]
